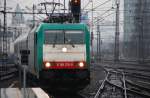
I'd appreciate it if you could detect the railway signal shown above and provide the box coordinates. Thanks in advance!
[70,0,81,22]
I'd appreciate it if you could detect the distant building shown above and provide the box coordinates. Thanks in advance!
[12,4,25,25]
[11,4,27,39]
[9,4,28,54]
[124,0,150,61]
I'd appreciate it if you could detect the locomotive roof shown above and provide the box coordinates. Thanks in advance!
[36,23,89,33]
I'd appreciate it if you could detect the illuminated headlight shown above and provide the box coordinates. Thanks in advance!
[45,62,51,68]
[75,0,78,3]
[78,62,84,67]
[62,47,67,52]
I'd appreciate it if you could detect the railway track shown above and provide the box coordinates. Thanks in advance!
[102,65,150,84]
[93,70,150,98]
[92,62,150,71]
[92,63,150,80]
[97,60,150,67]
[0,64,18,81]
[79,63,150,98]
[81,64,150,98]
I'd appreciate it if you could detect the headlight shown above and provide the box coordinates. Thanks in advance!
[78,62,84,68]
[62,47,67,52]
[45,62,51,68]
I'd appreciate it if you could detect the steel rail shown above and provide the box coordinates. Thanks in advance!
[0,65,17,81]
[125,79,150,92]
[102,66,150,80]
[122,72,127,98]
[94,72,109,98]
[106,79,150,98]
[91,64,150,98]
[106,68,150,98]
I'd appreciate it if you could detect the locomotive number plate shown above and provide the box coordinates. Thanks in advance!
[56,62,74,66]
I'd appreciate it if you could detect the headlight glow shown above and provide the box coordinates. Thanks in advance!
[78,62,84,67]
[45,62,51,68]
[62,47,67,52]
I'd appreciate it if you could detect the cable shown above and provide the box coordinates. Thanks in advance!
[99,7,114,17]
[86,0,112,13]
[89,7,114,25]
[94,12,115,24]
[93,0,111,10]
[82,0,91,10]
[24,6,45,20]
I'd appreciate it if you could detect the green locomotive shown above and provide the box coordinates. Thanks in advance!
[14,23,90,89]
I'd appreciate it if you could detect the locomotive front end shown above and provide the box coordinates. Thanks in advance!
[38,24,90,89]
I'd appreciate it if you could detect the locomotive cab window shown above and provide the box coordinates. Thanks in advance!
[65,30,84,44]
[45,30,64,44]
[44,30,84,44]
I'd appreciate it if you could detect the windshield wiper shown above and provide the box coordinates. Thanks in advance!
[66,38,75,48]
[53,34,57,48]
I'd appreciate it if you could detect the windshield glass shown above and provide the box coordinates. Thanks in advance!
[45,30,64,44]
[44,30,84,44]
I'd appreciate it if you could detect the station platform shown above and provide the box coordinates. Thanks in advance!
[0,88,50,98]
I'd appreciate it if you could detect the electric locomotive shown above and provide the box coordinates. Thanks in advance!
[14,23,90,89]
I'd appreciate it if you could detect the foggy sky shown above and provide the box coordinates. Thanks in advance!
[0,0,124,41]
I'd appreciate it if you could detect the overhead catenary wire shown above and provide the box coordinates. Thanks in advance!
[96,7,114,18]
[94,11,115,24]
[86,0,112,13]
[93,0,111,10]
[82,0,91,11]
[24,6,45,20]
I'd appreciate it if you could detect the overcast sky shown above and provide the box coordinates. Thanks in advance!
[0,0,124,40]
